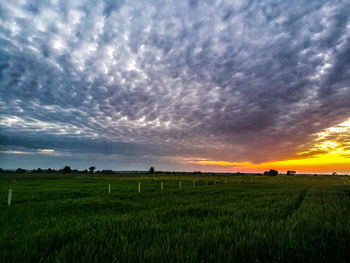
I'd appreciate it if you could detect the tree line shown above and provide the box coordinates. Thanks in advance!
[0,167,288,176]
[0,166,116,174]
[0,166,157,175]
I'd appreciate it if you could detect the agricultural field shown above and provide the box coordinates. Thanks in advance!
[1,173,350,263]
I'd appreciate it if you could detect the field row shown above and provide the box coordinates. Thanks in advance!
[1,175,350,262]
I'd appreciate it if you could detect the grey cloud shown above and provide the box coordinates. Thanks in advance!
[1,0,350,169]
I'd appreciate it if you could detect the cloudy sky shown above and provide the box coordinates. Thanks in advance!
[1,0,350,173]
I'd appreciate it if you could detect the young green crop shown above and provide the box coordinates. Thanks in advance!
[1,174,350,262]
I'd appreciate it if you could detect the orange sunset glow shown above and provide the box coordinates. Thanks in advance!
[186,118,350,174]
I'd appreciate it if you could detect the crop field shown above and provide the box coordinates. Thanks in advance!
[1,173,350,263]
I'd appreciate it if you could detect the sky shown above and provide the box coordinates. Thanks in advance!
[1,0,350,173]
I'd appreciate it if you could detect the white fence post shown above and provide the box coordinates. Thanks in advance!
[179,180,182,189]
[8,189,12,207]
[138,182,141,193]
[225,178,227,183]
[108,184,111,195]
[206,181,208,186]
[161,181,163,190]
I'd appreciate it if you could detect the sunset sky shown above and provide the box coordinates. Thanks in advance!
[1,0,350,173]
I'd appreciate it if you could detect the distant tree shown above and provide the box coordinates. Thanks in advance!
[16,168,27,173]
[100,170,117,174]
[149,166,155,174]
[46,168,57,173]
[270,169,278,176]
[62,166,72,174]
[0,168,3,173]
[332,172,337,176]
[89,166,96,174]
[287,170,296,176]
[82,169,88,174]
[264,169,278,176]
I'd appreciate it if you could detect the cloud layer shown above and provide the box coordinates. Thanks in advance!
[1,0,350,170]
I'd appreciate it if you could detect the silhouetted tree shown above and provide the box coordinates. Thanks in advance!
[149,166,155,174]
[264,169,278,176]
[31,168,44,173]
[270,169,278,176]
[89,166,96,174]
[62,166,72,174]
[100,170,117,174]
[16,168,27,173]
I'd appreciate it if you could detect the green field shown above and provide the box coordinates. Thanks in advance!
[1,174,350,263]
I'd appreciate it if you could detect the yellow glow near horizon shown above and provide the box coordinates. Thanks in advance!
[194,160,252,166]
[186,118,350,173]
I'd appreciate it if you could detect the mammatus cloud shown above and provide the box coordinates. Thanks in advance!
[1,0,350,171]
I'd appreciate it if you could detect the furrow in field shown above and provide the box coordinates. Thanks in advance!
[283,186,311,220]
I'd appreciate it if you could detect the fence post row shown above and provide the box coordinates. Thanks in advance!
[4,180,224,204]
[130,179,220,193]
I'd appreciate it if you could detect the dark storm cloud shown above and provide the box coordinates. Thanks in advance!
[1,0,350,168]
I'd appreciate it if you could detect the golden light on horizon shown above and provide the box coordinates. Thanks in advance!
[186,118,350,173]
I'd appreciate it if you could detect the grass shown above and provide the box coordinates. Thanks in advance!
[1,173,350,262]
